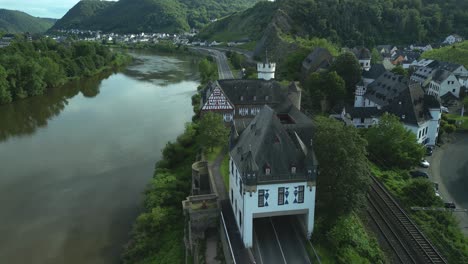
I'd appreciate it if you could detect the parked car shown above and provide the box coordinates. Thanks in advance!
[410,170,429,178]
[420,159,430,168]
[426,147,433,156]
[441,106,449,113]
[444,202,456,209]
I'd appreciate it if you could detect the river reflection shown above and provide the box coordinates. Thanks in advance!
[0,50,200,264]
[0,72,109,142]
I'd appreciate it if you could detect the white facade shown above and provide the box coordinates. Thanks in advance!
[257,62,276,80]
[443,35,463,45]
[359,58,371,71]
[427,74,461,99]
[404,107,440,145]
[229,158,315,248]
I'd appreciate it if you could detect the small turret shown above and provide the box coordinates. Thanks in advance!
[257,51,276,80]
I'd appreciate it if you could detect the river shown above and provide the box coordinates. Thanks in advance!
[0,50,200,264]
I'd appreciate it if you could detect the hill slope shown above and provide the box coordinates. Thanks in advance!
[52,0,114,30]
[51,0,259,33]
[0,9,56,33]
[200,0,468,52]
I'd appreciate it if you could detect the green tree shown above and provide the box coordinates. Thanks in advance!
[444,124,456,134]
[198,58,217,84]
[305,71,345,112]
[400,178,439,207]
[371,48,382,64]
[391,65,407,76]
[365,113,425,169]
[330,52,362,95]
[0,65,11,104]
[463,96,468,108]
[198,112,229,151]
[313,117,371,225]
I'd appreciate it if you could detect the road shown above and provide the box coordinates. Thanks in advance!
[253,216,312,264]
[429,132,468,235]
[193,48,235,79]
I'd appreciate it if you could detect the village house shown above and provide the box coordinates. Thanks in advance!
[443,34,464,45]
[376,45,398,59]
[301,47,333,80]
[410,60,467,98]
[336,71,441,145]
[228,105,318,248]
[200,79,301,123]
[200,60,302,124]
[350,47,371,71]
[0,34,15,48]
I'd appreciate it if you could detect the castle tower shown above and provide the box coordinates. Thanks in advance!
[257,52,276,80]
[354,81,366,107]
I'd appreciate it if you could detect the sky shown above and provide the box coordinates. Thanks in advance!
[0,0,116,19]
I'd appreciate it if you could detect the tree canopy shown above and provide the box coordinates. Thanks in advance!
[198,58,218,84]
[330,52,362,96]
[364,113,425,169]
[313,116,371,225]
[0,37,129,104]
[304,71,345,112]
[198,112,229,151]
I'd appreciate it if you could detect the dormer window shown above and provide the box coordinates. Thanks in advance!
[253,95,257,101]
[265,95,269,101]
[265,167,271,175]
[240,96,244,101]
[291,165,296,174]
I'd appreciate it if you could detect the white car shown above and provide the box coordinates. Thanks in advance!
[420,159,430,168]
[441,106,449,113]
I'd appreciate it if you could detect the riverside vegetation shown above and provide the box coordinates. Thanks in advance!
[121,57,225,264]
[0,37,131,104]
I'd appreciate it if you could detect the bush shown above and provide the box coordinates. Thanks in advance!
[326,214,385,264]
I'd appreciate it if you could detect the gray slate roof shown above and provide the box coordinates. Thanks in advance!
[365,71,408,106]
[230,106,317,185]
[354,78,440,126]
[382,83,431,126]
[302,48,333,73]
[352,47,371,60]
[362,64,386,80]
[432,69,453,84]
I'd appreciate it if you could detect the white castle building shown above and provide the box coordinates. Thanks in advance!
[229,106,318,248]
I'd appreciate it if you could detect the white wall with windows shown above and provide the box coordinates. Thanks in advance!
[229,157,316,248]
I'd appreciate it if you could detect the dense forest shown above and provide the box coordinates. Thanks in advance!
[0,9,56,33]
[51,0,260,33]
[0,37,130,104]
[200,0,468,47]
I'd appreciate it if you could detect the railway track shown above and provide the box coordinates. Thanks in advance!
[368,176,447,264]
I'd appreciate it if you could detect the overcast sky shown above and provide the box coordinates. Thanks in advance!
[0,0,116,19]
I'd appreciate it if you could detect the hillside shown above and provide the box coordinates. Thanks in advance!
[0,9,56,33]
[422,41,468,68]
[51,0,260,33]
[51,0,114,30]
[200,0,468,59]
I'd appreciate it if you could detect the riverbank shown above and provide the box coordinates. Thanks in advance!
[0,39,132,105]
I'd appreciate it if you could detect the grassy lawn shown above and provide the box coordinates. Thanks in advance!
[220,154,229,191]
[446,113,468,130]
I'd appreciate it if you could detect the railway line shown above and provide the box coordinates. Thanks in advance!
[368,176,447,264]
